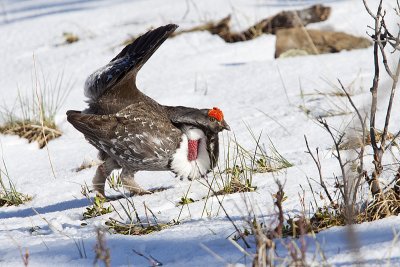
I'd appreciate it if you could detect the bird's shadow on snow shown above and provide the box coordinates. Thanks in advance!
[0,197,92,219]
[0,185,173,219]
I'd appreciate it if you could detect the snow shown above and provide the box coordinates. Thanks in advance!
[0,0,399,266]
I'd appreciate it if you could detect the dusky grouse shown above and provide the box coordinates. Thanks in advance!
[67,24,230,197]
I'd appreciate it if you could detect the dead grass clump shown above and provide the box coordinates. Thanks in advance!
[357,190,400,222]
[339,129,396,150]
[214,171,256,196]
[0,121,61,149]
[0,70,72,148]
[63,32,79,44]
[282,208,346,238]
[282,189,400,238]
[105,196,172,236]
[0,189,31,207]
[0,169,31,207]
[106,218,170,236]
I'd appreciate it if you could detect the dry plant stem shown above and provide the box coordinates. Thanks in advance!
[304,135,334,204]
[203,177,251,248]
[274,181,285,238]
[338,80,367,204]
[318,119,356,222]
[252,223,273,267]
[366,0,383,195]
[31,207,87,258]
[394,166,400,195]
[94,228,111,267]
[33,54,57,179]
[132,249,163,266]
[363,0,400,196]
[381,58,400,147]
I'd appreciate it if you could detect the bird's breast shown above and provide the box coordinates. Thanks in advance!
[170,128,211,179]
[187,139,199,161]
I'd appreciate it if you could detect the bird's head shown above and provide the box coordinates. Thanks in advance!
[204,107,230,133]
[181,107,230,134]
[167,106,230,134]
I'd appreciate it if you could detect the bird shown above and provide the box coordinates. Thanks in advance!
[67,24,230,197]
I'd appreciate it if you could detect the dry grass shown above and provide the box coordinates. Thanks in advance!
[0,70,72,148]
[0,188,31,207]
[105,195,173,236]
[282,190,400,238]
[94,228,111,267]
[106,218,171,236]
[210,128,292,197]
[0,166,31,207]
[0,121,61,149]
[340,129,396,150]
[357,190,400,222]
[62,32,79,44]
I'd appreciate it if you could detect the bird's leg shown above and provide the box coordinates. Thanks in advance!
[120,168,151,195]
[92,158,119,197]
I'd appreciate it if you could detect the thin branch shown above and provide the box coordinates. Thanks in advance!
[381,57,400,148]
[337,79,368,203]
[304,135,334,204]
[318,118,349,208]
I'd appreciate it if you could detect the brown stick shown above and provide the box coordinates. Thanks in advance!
[362,0,400,196]
[304,135,334,205]
[274,180,285,238]
[318,118,352,221]
[363,0,384,196]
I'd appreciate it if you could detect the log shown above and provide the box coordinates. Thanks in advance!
[172,4,331,43]
[124,5,331,45]
[275,28,372,58]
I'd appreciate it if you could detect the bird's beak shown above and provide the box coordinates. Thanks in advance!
[221,120,231,131]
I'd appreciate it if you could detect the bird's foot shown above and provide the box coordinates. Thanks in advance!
[93,185,106,199]
[123,184,152,196]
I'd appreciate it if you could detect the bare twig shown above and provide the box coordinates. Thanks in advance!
[274,180,285,238]
[304,135,334,204]
[337,80,368,203]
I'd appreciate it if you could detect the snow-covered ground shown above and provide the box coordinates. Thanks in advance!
[0,0,399,266]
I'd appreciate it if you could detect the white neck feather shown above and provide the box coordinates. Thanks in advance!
[171,128,210,179]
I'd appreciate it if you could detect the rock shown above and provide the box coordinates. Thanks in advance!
[275,28,372,58]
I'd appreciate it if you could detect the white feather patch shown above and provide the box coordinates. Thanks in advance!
[171,128,210,179]
[84,64,113,101]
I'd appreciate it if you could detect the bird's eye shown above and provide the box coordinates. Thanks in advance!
[209,117,216,122]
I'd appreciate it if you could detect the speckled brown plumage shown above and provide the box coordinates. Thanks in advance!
[67,24,229,197]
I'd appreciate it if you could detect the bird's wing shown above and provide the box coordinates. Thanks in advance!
[67,104,182,170]
[84,24,178,112]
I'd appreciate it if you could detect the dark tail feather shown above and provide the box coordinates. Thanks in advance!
[111,24,178,68]
[84,24,178,102]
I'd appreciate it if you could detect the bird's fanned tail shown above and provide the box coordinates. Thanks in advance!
[84,24,178,103]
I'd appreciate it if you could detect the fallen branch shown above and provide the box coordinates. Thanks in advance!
[124,5,331,45]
